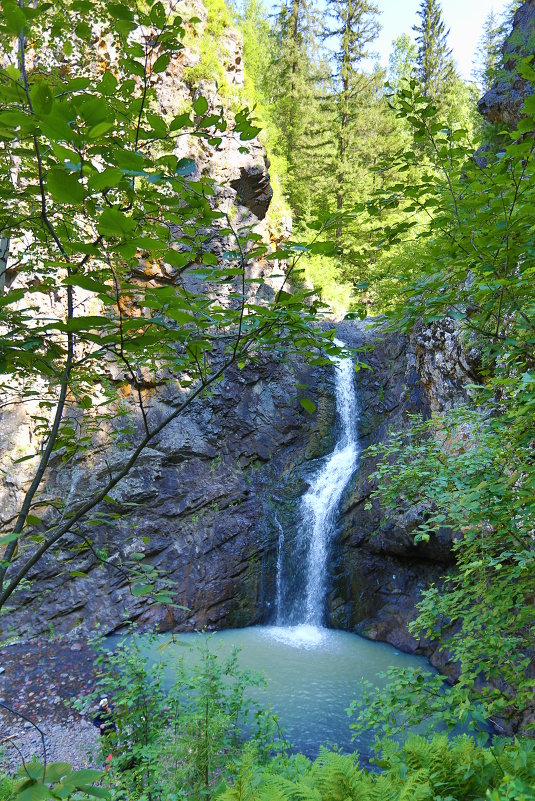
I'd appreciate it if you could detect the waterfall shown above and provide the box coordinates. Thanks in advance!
[276,338,360,628]
[274,513,285,623]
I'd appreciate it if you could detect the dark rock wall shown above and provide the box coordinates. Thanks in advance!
[326,320,475,668]
[3,355,336,639]
[3,316,479,651]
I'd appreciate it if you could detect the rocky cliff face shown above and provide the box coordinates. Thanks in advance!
[5,354,336,638]
[4,314,476,643]
[478,0,535,125]
[5,0,527,653]
[0,0,291,640]
[326,320,479,671]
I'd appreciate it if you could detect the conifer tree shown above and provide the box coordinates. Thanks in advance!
[413,0,455,98]
[269,0,321,215]
[473,9,501,92]
[321,0,381,244]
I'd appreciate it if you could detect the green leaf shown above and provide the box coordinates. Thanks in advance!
[47,168,85,204]
[154,593,174,603]
[62,769,105,786]
[152,54,170,74]
[44,763,72,783]
[0,288,24,306]
[88,167,123,192]
[130,583,154,597]
[38,112,74,143]
[77,787,111,799]
[308,241,335,256]
[150,1,166,26]
[517,57,535,82]
[63,77,91,93]
[63,274,111,294]
[202,251,218,266]
[3,2,27,35]
[0,531,20,545]
[97,207,136,237]
[108,2,134,20]
[30,81,54,115]
[170,112,191,131]
[193,96,209,116]
[165,309,197,324]
[124,58,146,78]
[165,250,191,269]
[299,397,316,414]
[60,316,112,333]
[87,121,114,139]
[98,72,118,96]
[15,783,53,801]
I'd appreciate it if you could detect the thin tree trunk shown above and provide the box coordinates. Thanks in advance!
[0,236,8,295]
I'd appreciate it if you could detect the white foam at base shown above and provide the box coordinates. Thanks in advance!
[260,624,327,649]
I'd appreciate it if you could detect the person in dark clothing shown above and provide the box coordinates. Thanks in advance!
[92,697,117,737]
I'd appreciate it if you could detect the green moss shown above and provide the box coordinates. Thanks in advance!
[183,0,234,91]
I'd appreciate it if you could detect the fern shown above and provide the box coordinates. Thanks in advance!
[217,734,535,801]
[310,749,362,801]
[261,774,322,801]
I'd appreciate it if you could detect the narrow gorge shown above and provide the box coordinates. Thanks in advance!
[0,0,513,660]
[1,0,534,794]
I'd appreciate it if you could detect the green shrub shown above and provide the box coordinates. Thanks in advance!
[0,773,14,801]
[79,632,283,801]
[218,734,535,801]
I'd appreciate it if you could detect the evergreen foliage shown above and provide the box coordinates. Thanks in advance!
[320,0,380,246]
[473,10,502,92]
[237,0,479,314]
[347,69,535,739]
[413,0,455,98]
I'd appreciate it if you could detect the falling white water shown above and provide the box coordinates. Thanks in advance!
[275,338,360,629]
[274,513,285,622]
[301,339,359,624]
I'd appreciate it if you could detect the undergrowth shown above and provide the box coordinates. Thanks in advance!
[218,735,535,801]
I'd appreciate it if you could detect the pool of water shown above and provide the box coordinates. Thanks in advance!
[108,625,432,759]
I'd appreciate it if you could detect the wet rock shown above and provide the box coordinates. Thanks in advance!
[328,318,479,658]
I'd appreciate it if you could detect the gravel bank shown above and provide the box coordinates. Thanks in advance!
[0,638,100,774]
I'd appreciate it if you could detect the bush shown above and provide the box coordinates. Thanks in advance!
[218,734,535,801]
[79,632,284,801]
[0,773,14,801]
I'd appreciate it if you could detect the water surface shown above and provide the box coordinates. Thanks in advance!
[121,624,432,759]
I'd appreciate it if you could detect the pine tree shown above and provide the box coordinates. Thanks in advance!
[268,0,322,216]
[473,9,501,92]
[413,0,455,98]
[321,0,381,244]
